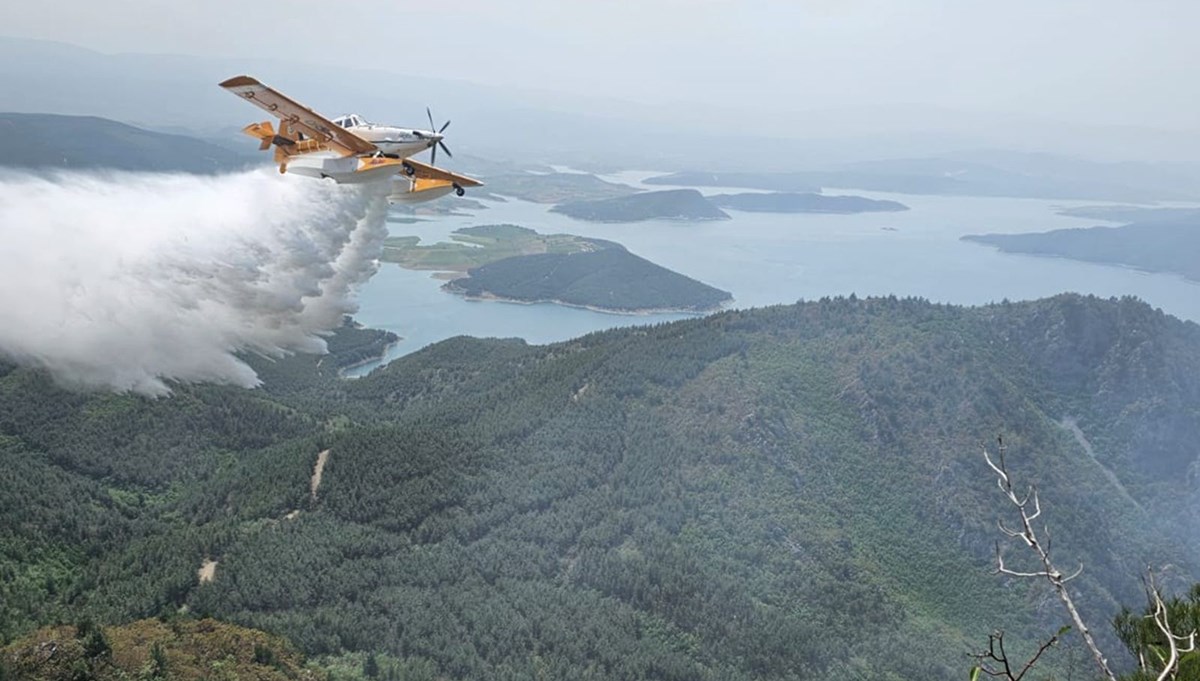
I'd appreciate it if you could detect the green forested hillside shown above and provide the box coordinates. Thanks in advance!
[0,113,254,173]
[2,295,1198,680]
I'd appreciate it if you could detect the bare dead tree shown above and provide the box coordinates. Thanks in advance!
[1139,570,1197,681]
[983,436,1118,681]
[970,627,1066,681]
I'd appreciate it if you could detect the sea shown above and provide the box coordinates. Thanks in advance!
[345,171,1200,376]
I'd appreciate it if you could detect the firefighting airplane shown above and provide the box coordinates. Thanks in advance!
[219,75,482,203]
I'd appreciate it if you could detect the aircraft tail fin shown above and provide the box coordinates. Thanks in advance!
[242,121,318,173]
[242,121,281,151]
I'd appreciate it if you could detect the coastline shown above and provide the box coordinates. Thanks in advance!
[442,285,731,316]
[961,237,1200,284]
[336,338,403,378]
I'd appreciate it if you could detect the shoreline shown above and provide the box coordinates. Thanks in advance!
[961,237,1200,284]
[335,339,403,378]
[442,285,732,316]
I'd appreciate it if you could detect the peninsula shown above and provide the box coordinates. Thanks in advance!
[382,224,731,313]
[962,215,1200,281]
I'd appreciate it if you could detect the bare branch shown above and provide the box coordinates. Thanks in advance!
[997,519,1024,539]
[970,629,1064,681]
[1061,563,1085,584]
[984,447,1009,487]
[1143,569,1199,681]
[982,440,1117,681]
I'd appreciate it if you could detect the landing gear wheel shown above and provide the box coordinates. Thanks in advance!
[403,163,415,176]
[453,183,465,197]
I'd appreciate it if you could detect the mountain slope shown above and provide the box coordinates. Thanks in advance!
[2,618,326,680]
[2,295,1198,680]
[0,112,253,172]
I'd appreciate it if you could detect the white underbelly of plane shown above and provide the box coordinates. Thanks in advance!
[285,156,400,184]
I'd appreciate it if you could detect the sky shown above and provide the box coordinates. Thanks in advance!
[5,0,1199,132]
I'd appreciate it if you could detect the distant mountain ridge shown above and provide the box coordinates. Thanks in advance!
[0,112,254,173]
[710,191,909,214]
[646,153,1200,202]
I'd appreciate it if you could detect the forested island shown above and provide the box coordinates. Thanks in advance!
[2,294,1198,680]
[963,215,1200,281]
[383,224,730,313]
[710,191,909,214]
[551,188,731,222]
[446,247,732,313]
[480,172,637,203]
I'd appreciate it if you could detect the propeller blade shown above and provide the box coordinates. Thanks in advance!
[426,107,435,132]
[430,143,436,166]
[439,119,451,133]
[438,140,453,159]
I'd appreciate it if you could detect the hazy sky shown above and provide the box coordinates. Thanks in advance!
[6,0,1199,132]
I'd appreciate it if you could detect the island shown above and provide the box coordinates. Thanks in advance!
[962,215,1200,281]
[710,192,908,214]
[481,171,637,203]
[446,248,731,313]
[381,224,732,313]
[551,188,730,222]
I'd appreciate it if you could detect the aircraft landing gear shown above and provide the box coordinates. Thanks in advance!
[453,183,465,197]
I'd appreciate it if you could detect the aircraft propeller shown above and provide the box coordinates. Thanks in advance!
[425,107,453,165]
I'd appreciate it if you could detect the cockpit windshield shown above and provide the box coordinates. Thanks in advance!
[332,115,364,128]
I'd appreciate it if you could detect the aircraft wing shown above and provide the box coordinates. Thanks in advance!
[219,75,378,156]
[403,158,485,187]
